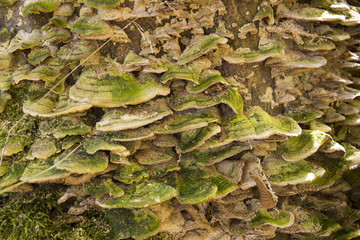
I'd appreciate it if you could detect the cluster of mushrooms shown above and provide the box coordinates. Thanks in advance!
[0,0,360,239]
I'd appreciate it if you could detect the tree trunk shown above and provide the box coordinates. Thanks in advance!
[0,0,360,239]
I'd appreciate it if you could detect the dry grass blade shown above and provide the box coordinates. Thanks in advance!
[133,21,154,54]
[250,173,278,209]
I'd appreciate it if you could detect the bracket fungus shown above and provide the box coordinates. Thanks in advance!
[20,158,70,183]
[22,0,61,17]
[224,36,285,64]
[96,98,172,131]
[96,180,176,208]
[54,146,108,174]
[250,209,294,228]
[69,70,170,107]
[279,130,330,162]
[177,34,228,65]
[26,137,57,160]
[1,0,360,239]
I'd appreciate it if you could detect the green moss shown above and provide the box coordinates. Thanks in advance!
[0,184,111,239]
[0,84,38,149]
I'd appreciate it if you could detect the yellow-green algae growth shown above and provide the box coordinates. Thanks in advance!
[0,0,360,239]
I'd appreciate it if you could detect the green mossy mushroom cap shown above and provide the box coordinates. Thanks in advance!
[107,208,162,240]
[54,146,108,174]
[96,98,172,131]
[188,142,250,166]
[7,30,43,53]
[96,180,176,208]
[0,162,27,189]
[177,34,228,65]
[112,162,149,184]
[279,130,330,162]
[250,209,294,228]
[177,177,218,205]
[0,0,17,6]
[168,87,243,114]
[263,154,326,186]
[224,37,285,64]
[69,17,111,35]
[57,40,98,61]
[26,137,57,160]
[0,136,28,157]
[22,0,61,17]
[177,123,221,153]
[134,147,173,165]
[83,178,124,198]
[186,69,229,94]
[20,158,70,183]
[151,107,221,134]
[83,135,127,154]
[39,116,92,139]
[69,70,170,107]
